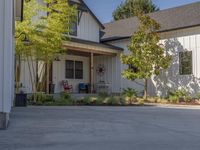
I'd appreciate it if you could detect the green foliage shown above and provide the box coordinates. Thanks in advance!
[113,0,159,21]
[106,96,121,105]
[168,89,189,103]
[28,92,55,105]
[121,12,171,99]
[196,92,200,99]
[122,88,137,97]
[15,0,76,95]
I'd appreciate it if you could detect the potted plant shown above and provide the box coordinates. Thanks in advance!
[15,83,27,107]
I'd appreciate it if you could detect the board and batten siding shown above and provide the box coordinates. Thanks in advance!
[108,26,200,97]
[0,0,14,113]
[107,40,145,95]
[94,54,121,93]
[53,55,90,93]
[148,26,200,97]
[70,10,100,42]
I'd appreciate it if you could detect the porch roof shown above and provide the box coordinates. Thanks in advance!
[62,38,123,55]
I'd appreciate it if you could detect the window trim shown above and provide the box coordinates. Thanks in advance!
[179,51,193,75]
[65,60,83,79]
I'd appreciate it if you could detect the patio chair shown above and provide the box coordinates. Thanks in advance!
[79,83,88,93]
[62,80,73,93]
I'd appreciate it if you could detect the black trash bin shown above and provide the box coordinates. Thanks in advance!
[15,93,27,107]
[49,83,55,94]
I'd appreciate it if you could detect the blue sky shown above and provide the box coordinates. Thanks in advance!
[84,0,200,23]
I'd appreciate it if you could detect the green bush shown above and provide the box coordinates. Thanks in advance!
[196,92,200,99]
[122,88,137,104]
[28,92,55,105]
[106,96,121,105]
[60,92,71,99]
[168,89,189,103]
[98,92,109,98]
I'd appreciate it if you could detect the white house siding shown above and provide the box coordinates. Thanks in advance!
[20,60,37,93]
[52,55,90,93]
[94,54,121,93]
[148,26,200,97]
[108,26,200,97]
[71,10,100,42]
[107,40,145,95]
[0,0,14,118]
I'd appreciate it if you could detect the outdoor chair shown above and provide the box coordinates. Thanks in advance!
[79,83,88,93]
[62,80,73,93]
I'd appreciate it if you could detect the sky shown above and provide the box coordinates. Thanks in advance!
[84,0,200,23]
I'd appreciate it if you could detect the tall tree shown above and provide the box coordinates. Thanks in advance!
[15,0,76,98]
[121,12,171,100]
[113,0,159,21]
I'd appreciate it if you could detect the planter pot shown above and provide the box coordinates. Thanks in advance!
[49,84,55,94]
[15,93,27,107]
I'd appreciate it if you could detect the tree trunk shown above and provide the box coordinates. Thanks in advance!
[46,62,50,94]
[144,78,148,100]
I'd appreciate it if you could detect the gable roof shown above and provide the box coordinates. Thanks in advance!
[101,2,200,42]
[79,0,105,29]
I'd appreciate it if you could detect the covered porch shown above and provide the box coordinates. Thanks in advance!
[52,38,123,94]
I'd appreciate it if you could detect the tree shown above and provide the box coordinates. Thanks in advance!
[15,0,76,99]
[113,0,159,21]
[121,12,171,100]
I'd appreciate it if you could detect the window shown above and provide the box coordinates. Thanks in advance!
[75,61,83,79]
[65,60,74,79]
[69,11,79,36]
[65,60,83,79]
[179,51,192,75]
[69,21,77,36]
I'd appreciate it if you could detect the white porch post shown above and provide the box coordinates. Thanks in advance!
[0,0,14,129]
[90,53,94,93]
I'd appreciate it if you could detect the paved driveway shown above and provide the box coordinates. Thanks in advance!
[1,106,200,150]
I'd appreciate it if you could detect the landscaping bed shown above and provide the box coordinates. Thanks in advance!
[27,89,200,107]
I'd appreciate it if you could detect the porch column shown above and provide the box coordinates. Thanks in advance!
[90,53,94,93]
[0,0,14,129]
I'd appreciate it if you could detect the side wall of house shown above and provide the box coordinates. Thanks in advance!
[107,40,145,95]
[108,26,200,97]
[148,26,200,97]
[0,0,14,128]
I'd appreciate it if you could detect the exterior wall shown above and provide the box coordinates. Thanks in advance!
[108,26,200,97]
[52,55,90,93]
[94,54,121,93]
[70,9,100,42]
[107,40,145,95]
[148,26,200,97]
[69,0,100,42]
[0,0,14,114]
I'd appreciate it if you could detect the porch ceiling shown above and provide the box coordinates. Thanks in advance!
[62,38,123,56]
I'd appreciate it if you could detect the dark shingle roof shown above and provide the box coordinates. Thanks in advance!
[101,2,200,42]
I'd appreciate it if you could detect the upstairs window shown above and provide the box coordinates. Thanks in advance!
[69,11,79,36]
[179,51,192,75]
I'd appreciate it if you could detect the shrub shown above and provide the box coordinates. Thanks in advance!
[168,89,189,103]
[106,96,121,105]
[98,92,109,98]
[28,92,55,105]
[122,88,138,104]
[196,92,200,100]
[60,92,71,100]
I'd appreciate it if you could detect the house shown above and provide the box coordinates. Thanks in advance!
[0,0,23,129]
[20,1,200,98]
[102,2,200,97]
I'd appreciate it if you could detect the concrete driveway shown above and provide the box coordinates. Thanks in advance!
[1,106,200,150]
